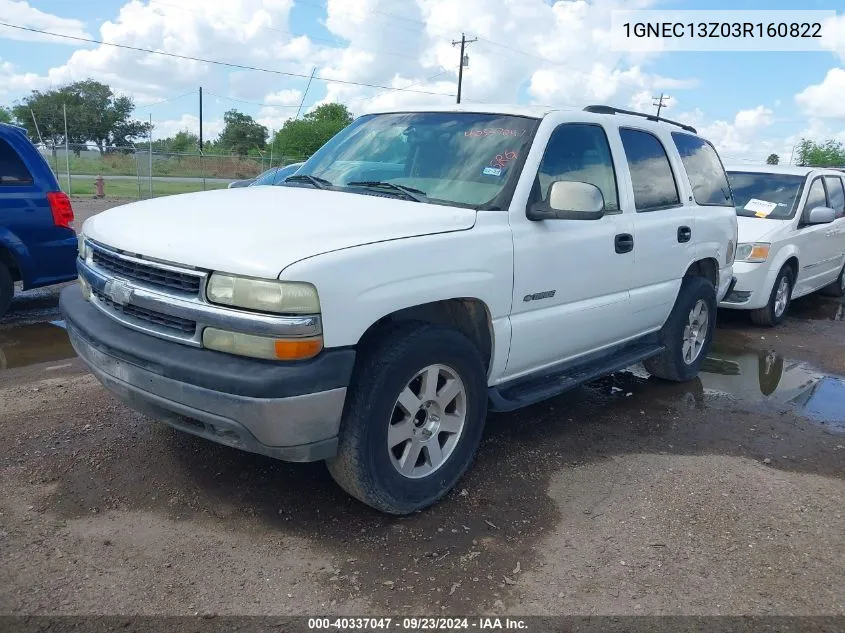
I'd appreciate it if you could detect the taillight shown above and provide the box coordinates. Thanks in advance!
[47,191,74,229]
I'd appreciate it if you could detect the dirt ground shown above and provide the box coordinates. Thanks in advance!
[0,198,843,617]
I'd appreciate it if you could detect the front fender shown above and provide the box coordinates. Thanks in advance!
[279,215,514,381]
[0,227,33,285]
[758,244,800,307]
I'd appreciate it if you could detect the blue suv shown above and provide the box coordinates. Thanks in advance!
[0,123,77,317]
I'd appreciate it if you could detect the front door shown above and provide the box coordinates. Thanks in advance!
[794,176,838,295]
[505,122,634,381]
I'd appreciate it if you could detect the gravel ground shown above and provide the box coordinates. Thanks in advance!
[0,197,843,617]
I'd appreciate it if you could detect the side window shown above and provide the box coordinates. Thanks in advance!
[619,128,680,212]
[804,178,827,215]
[824,176,845,217]
[0,137,34,185]
[671,132,733,206]
[536,123,619,213]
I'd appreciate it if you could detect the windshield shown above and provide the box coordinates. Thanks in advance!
[288,112,541,209]
[727,171,806,219]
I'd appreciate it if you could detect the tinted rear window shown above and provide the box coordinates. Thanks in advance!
[619,128,680,212]
[671,132,733,206]
[0,137,34,185]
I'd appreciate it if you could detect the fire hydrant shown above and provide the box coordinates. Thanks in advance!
[94,174,105,199]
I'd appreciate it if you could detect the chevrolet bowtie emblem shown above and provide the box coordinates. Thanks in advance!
[103,279,134,306]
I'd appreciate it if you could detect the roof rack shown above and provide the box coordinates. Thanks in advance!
[583,105,697,134]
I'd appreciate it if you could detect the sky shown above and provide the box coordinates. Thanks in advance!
[0,0,843,164]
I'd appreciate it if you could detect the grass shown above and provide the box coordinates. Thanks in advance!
[45,152,277,179]
[64,178,229,199]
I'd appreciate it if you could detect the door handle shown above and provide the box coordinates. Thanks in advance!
[615,233,634,254]
[677,226,692,243]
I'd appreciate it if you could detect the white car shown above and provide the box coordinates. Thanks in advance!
[722,165,845,325]
[62,104,737,514]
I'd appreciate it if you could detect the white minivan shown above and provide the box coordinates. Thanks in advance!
[722,165,845,325]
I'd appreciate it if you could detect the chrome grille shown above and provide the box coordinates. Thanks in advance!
[93,288,197,334]
[91,245,202,295]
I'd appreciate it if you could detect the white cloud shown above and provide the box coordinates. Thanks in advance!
[0,0,89,44]
[695,106,776,162]
[795,67,845,120]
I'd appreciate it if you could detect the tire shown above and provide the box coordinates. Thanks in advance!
[821,262,845,298]
[0,262,13,319]
[750,266,794,327]
[326,322,488,515]
[643,276,717,383]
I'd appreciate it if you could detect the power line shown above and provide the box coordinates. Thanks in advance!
[137,91,195,109]
[0,21,457,99]
[653,93,670,117]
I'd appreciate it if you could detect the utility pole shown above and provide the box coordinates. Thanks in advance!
[451,33,477,104]
[198,86,203,151]
[199,86,205,191]
[295,67,317,121]
[148,113,153,198]
[62,104,71,194]
[653,93,669,118]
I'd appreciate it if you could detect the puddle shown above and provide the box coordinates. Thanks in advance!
[0,322,76,371]
[698,341,844,432]
[787,296,845,322]
[602,339,845,433]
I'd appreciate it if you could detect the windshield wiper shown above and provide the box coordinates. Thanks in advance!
[346,181,427,202]
[284,174,332,189]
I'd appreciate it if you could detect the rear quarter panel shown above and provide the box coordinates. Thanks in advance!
[0,128,77,288]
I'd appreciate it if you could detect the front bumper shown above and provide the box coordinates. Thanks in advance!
[60,285,355,462]
[719,261,771,310]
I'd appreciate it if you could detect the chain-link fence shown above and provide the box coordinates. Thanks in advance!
[39,143,306,200]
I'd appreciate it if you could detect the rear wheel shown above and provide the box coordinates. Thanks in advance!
[644,276,717,382]
[750,266,793,326]
[0,262,13,318]
[821,262,845,298]
[327,322,488,514]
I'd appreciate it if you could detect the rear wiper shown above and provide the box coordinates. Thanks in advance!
[284,174,332,189]
[346,180,427,202]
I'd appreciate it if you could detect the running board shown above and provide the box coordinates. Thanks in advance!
[488,341,664,412]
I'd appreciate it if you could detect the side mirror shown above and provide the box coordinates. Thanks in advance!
[527,180,605,221]
[807,206,836,225]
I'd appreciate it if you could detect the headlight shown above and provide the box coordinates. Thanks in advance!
[202,328,323,361]
[77,234,88,260]
[735,242,770,263]
[79,276,91,301]
[206,273,320,314]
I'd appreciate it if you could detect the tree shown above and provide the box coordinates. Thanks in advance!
[272,103,353,160]
[217,109,267,156]
[12,89,71,155]
[766,153,779,165]
[11,80,149,155]
[795,139,845,167]
[0,106,12,124]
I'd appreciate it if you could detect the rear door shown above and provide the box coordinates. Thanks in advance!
[614,127,696,334]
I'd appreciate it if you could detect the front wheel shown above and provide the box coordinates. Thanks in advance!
[327,322,488,515]
[750,266,794,327]
[644,276,717,382]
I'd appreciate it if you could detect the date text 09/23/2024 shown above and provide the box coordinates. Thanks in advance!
[308,618,529,630]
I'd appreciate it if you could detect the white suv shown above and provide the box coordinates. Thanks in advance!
[723,165,845,325]
[62,104,738,514]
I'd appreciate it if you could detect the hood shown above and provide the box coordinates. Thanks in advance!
[83,186,476,278]
[736,215,791,243]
